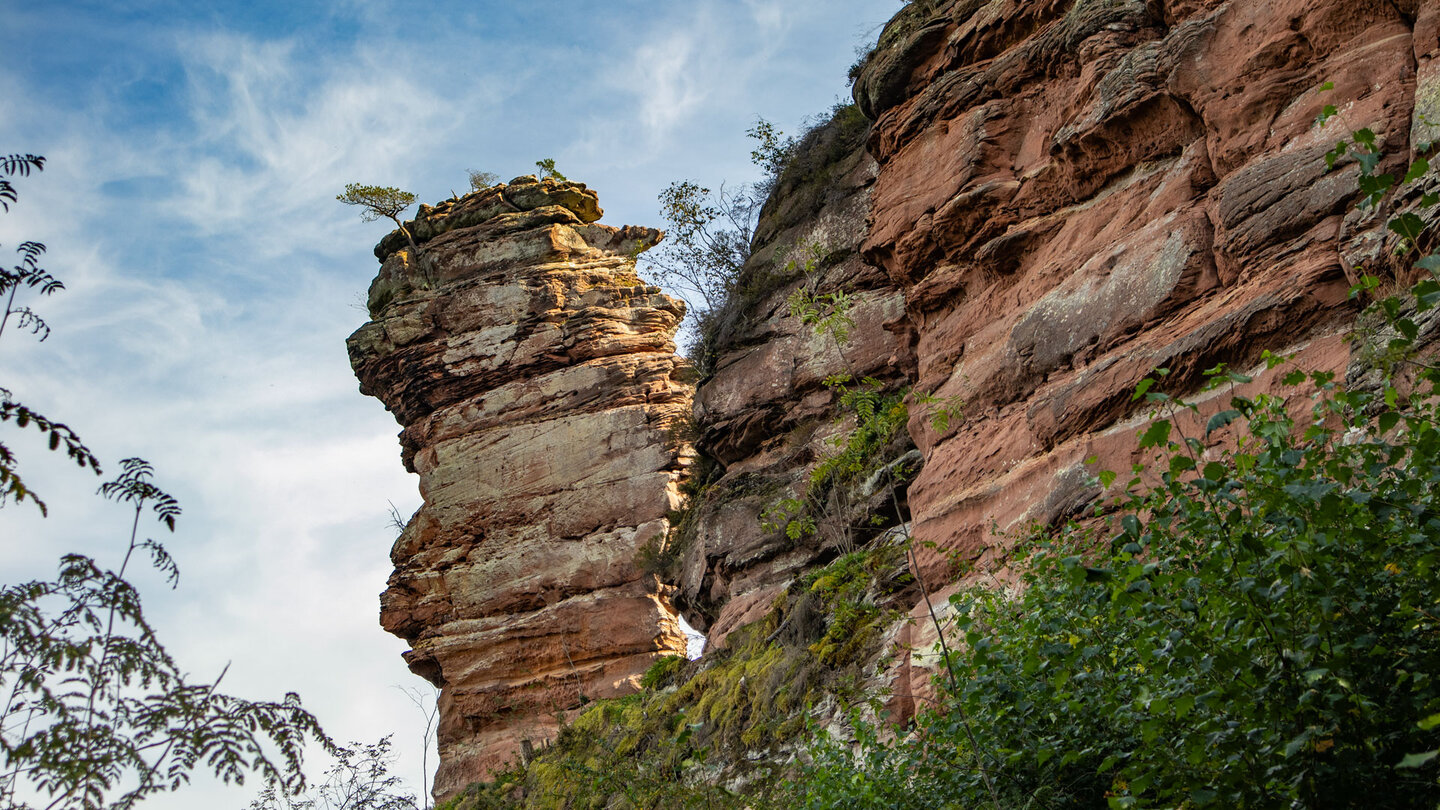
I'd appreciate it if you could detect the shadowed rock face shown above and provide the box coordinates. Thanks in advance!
[854,0,1437,587]
[348,177,691,798]
[674,107,919,651]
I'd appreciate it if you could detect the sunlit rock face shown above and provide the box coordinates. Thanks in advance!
[853,0,1436,593]
[348,177,691,799]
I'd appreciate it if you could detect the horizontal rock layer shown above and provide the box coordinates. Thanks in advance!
[854,0,1437,585]
[348,178,691,799]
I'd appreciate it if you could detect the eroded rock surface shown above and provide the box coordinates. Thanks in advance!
[353,3,1440,797]
[672,106,919,651]
[348,177,691,798]
[853,0,1437,588]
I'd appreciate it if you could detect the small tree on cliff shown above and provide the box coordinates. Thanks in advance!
[337,184,420,254]
[466,170,499,192]
[534,158,566,182]
[642,118,793,371]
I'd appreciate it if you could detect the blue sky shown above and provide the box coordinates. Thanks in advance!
[0,1,896,805]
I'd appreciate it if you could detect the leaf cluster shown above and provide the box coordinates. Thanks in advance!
[0,157,97,514]
[0,155,44,212]
[2,155,332,808]
[0,462,328,809]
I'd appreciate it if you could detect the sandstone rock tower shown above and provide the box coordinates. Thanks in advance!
[348,178,692,798]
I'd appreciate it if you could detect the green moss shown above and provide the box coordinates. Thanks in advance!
[446,542,908,807]
[639,655,686,690]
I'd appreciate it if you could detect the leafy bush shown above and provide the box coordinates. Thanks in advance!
[803,349,1440,807]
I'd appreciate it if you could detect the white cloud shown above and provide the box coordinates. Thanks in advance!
[169,31,461,262]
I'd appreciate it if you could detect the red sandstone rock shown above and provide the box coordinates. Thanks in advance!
[349,178,690,799]
[353,1,1440,794]
[852,0,1431,588]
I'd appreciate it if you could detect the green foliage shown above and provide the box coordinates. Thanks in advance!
[0,460,329,809]
[760,497,816,542]
[533,159,565,182]
[1,386,101,514]
[639,656,686,691]
[1,154,330,809]
[803,355,1440,807]
[786,251,855,346]
[771,244,917,554]
[337,184,419,251]
[337,184,417,223]
[808,376,907,496]
[0,154,45,212]
[746,118,796,192]
[249,736,417,810]
[799,548,902,668]
[912,389,966,433]
[442,545,907,809]
[0,156,97,514]
[649,178,753,320]
[796,114,1440,810]
[764,104,868,207]
[644,122,794,376]
[2,240,62,343]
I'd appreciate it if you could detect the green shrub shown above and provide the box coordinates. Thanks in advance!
[803,351,1440,807]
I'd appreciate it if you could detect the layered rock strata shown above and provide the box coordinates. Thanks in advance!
[673,106,919,649]
[348,178,691,798]
[852,0,1438,586]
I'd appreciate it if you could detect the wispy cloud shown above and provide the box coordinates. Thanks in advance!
[170,31,458,261]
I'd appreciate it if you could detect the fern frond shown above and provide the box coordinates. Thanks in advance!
[0,154,45,176]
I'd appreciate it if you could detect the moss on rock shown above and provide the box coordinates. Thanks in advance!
[437,540,912,809]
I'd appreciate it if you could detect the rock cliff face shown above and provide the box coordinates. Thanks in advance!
[348,178,691,797]
[673,106,919,650]
[355,1,1440,799]
[852,0,1438,587]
